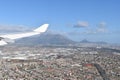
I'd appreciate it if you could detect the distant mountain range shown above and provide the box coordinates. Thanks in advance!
[14,33,107,46]
[80,39,107,44]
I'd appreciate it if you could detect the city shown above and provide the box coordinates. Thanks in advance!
[0,45,119,80]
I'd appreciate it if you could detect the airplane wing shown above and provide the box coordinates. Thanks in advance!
[0,24,49,46]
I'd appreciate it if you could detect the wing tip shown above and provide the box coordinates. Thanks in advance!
[34,24,49,33]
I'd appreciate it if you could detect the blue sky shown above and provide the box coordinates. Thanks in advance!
[0,0,120,44]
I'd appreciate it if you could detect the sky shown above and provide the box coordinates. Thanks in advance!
[0,0,120,44]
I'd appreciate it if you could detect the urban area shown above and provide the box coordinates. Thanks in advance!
[0,45,120,80]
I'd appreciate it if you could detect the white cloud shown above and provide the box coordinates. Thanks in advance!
[98,22,106,28]
[70,22,108,35]
[0,24,31,33]
[73,21,89,28]
[96,22,107,33]
[83,22,108,34]
[97,28,107,33]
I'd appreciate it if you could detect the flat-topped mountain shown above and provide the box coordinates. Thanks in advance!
[15,33,75,45]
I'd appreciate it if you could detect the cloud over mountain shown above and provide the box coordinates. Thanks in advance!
[0,24,31,33]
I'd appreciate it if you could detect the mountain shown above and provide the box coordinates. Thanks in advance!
[80,39,107,44]
[15,33,75,46]
[80,39,90,43]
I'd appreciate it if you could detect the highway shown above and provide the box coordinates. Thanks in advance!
[94,63,110,80]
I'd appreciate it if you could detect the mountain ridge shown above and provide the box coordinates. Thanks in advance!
[14,33,107,46]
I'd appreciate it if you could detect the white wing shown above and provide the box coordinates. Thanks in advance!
[1,24,49,40]
[0,24,49,46]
